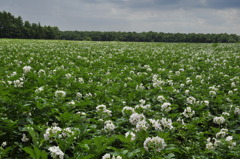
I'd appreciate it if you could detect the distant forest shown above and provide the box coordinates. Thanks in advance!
[0,11,239,43]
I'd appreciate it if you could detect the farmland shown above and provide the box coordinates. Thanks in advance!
[0,39,240,158]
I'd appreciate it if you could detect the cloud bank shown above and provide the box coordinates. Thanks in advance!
[0,0,239,34]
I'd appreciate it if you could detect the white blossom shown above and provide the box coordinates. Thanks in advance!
[161,102,171,112]
[213,116,225,125]
[226,136,233,142]
[139,99,146,105]
[234,107,240,115]
[76,111,86,116]
[203,100,209,106]
[129,113,145,125]
[185,90,190,95]
[209,91,217,96]
[143,136,167,152]
[48,146,64,159]
[1,141,7,147]
[35,86,44,93]
[160,118,173,130]
[149,119,162,131]
[222,112,230,116]
[14,80,24,87]
[182,107,195,118]
[206,142,214,150]
[125,131,136,141]
[65,73,72,79]
[38,69,46,76]
[23,66,32,74]
[96,105,107,111]
[55,90,66,98]
[216,129,228,138]
[157,95,165,102]
[186,96,196,105]
[104,120,115,132]
[102,153,111,159]
[102,154,122,159]
[136,120,148,131]
[122,106,135,116]
[226,136,236,148]
[76,92,82,99]
[68,100,75,106]
[21,134,29,142]
[228,90,233,95]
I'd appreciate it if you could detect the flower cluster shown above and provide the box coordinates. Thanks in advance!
[216,128,228,138]
[102,153,122,159]
[122,106,135,116]
[213,116,225,125]
[182,107,195,118]
[161,102,171,112]
[160,118,174,130]
[149,119,162,131]
[206,137,221,150]
[23,66,32,74]
[129,113,145,125]
[44,125,75,141]
[134,99,151,112]
[125,131,136,141]
[104,120,115,132]
[143,136,167,152]
[48,146,64,159]
[55,90,66,98]
[96,104,112,117]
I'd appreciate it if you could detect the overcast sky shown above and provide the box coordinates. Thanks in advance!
[1,0,240,34]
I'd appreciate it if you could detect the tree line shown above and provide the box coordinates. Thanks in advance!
[0,11,60,39]
[1,11,239,43]
[60,31,239,43]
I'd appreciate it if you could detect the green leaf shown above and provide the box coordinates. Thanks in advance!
[27,127,39,146]
[23,147,36,158]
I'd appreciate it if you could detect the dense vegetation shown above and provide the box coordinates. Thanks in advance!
[0,11,60,39]
[1,11,239,43]
[1,39,240,158]
[60,31,240,43]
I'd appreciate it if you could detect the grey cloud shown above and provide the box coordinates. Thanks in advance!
[0,0,239,34]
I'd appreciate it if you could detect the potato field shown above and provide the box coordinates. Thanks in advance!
[0,39,240,159]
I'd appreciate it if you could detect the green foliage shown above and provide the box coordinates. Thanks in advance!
[0,11,60,39]
[0,39,240,158]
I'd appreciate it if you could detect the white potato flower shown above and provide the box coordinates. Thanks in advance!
[136,120,148,131]
[216,128,228,138]
[23,66,32,74]
[161,102,171,112]
[157,95,165,102]
[182,107,195,118]
[14,80,24,87]
[104,120,115,132]
[102,154,122,159]
[160,118,173,130]
[48,146,64,159]
[1,141,7,147]
[65,73,72,79]
[38,69,46,76]
[213,116,225,125]
[149,119,162,131]
[55,90,66,98]
[143,136,167,152]
[209,91,217,96]
[21,134,29,142]
[125,131,136,141]
[234,107,240,115]
[186,96,196,105]
[122,106,135,116]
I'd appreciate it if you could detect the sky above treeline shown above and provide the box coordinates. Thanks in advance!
[1,0,240,34]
